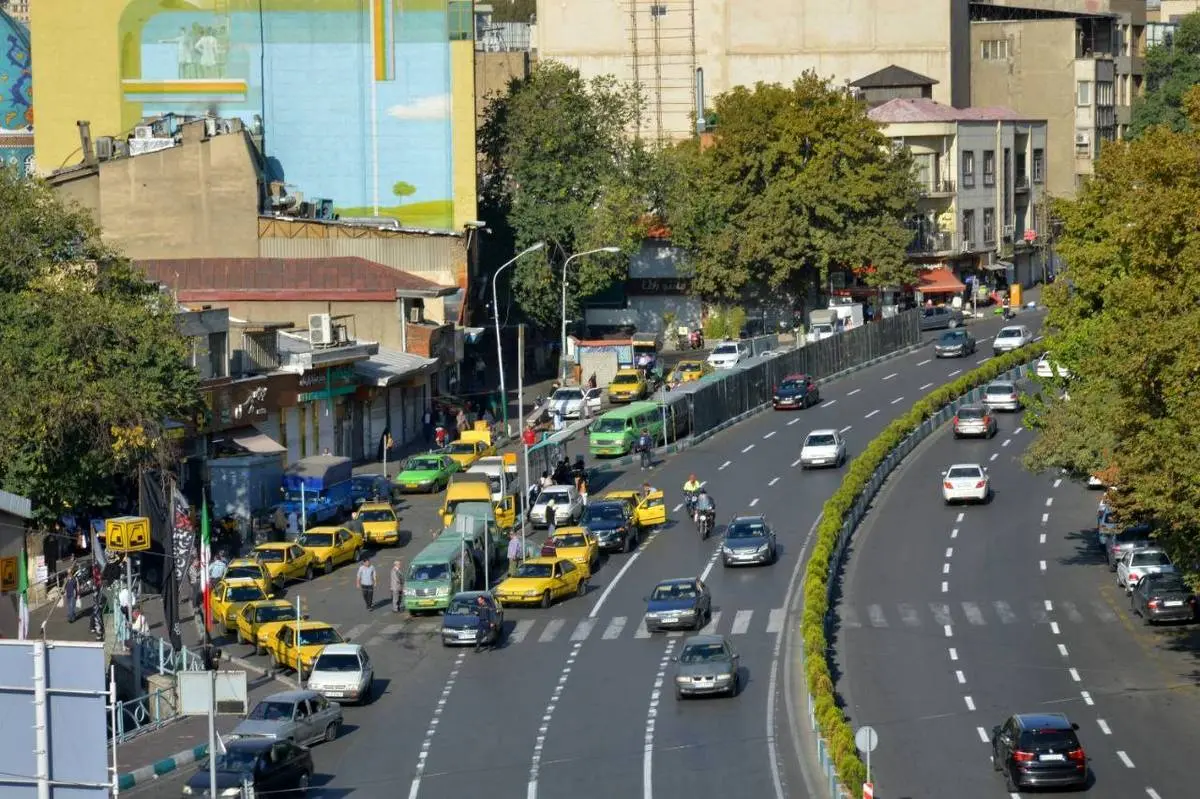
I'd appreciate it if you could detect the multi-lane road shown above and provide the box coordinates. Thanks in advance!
[836,390,1199,798]
[134,309,1052,798]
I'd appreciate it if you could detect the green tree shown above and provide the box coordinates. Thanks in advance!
[488,0,536,23]
[392,180,417,200]
[1024,98,1200,566]
[0,168,202,522]
[662,73,920,303]
[478,61,650,326]
[1130,12,1200,136]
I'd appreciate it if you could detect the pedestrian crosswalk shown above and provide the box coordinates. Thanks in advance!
[337,606,788,648]
[838,599,1120,630]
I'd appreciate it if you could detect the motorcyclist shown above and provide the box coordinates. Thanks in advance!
[682,474,702,514]
[693,488,715,528]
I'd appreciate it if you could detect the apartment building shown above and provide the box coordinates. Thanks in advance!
[869,98,1048,289]
[1150,0,1199,22]
[969,1,1145,197]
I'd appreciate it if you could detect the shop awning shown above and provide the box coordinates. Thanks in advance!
[917,267,967,295]
[984,260,1014,272]
[229,427,287,454]
[355,348,439,387]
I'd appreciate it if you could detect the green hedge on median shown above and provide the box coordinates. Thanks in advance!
[801,343,1047,791]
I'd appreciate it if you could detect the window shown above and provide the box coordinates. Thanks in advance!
[448,1,474,41]
[980,39,1010,60]
[983,208,996,244]
[1096,81,1114,106]
[1077,80,1092,106]
[962,210,976,246]
[1003,149,1012,219]
[1032,149,1045,183]
[961,150,976,188]
[983,151,996,187]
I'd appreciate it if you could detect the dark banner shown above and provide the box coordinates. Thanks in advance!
[140,470,183,650]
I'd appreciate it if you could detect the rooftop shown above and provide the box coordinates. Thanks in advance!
[851,65,939,89]
[869,98,1029,124]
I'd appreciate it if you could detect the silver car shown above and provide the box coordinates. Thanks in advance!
[983,381,1022,412]
[952,405,997,439]
[992,325,1034,355]
[307,644,374,704]
[674,634,741,699]
[232,689,342,747]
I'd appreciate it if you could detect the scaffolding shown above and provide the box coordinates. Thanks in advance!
[626,0,697,142]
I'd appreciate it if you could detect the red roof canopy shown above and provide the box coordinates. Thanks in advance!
[917,267,966,295]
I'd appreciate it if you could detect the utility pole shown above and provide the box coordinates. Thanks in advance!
[518,323,530,558]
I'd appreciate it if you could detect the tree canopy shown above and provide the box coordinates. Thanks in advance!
[478,61,651,326]
[0,168,201,522]
[1130,12,1200,137]
[1025,90,1200,567]
[662,73,920,303]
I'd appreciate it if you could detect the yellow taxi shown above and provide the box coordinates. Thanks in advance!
[265,620,345,677]
[297,526,364,575]
[607,368,647,403]
[545,526,600,573]
[210,578,273,633]
[671,360,711,384]
[603,489,668,528]
[445,437,494,470]
[355,502,401,546]
[494,556,590,609]
[234,599,299,654]
[223,558,273,594]
[252,542,315,586]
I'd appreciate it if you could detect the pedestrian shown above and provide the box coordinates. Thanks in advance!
[637,428,653,470]
[390,559,405,613]
[474,595,493,653]
[422,406,434,446]
[208,551,228,583]
[131,608,150,636]
[286,509,299,540]
[117,581,134,625]
[469,541,485,589]
[545,498,557,538]
[356,558,377,611]
[273,505,287,539]
[64,568,78,624]
[577,473,589,507]
[539,471,553,489]
[507,532,523,577]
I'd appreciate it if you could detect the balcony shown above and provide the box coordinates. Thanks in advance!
[920,178,956,197]
[908,231,955,256]
[1014,175,1030,192]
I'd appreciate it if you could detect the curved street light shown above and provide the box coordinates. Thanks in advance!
[561,247,622,379]
[492,241,546,431]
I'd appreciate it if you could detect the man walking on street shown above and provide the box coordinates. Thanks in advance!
[390,559,405,613]
[507,532,523,577]
[356,558,377,611]
[64,569,78,623]
[474,595,494,653]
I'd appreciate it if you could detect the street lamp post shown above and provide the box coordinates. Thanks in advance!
[560,247,621,380]
[493,242,547,433]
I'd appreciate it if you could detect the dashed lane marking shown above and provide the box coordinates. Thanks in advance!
[956,670,966,684]
[763,431,776,439]
[956,513,965,523]
[865,409,880,418]
[1002,438,1012,447]
[846,389,861,396]
[791,458,803,468]
[1097,719,1112,735]
[766,608,785,634]
[1081,691,1094,706]
[1147,789,1162,799]
[1050,621,1060,635]
[943,563,950,574]
[1053,478,1062,488]
[1042,513,1049,524]
[1069,667,1081,682]
[948,369,962,377]
[406,651,466,799]
[949,647,958,661]
[964,695,975,711]
[1039,533,1047,544]
[890,396,905,404]
[941,581,949,593]
[769,477,780,486]
[741,444,755,454]
[1045,497,1054,507]
[602,616,627,640]
[920,382,935,391]
[917,359,932,366]
[822,400,837,408]
[976,726,989,742]
[673,503,683,513]
[882,373,897,381]
[839,425,853,433]
[787,418,801,426]
[719,460,732,470]
[1040,560,1047,572]
[976,357,991,364]
[990,453,999,461]
[1117,751,1135,769]
[749,498,760,507]
[1058,643,1069,657]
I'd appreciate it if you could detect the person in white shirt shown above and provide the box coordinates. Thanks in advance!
[208,554,228,582]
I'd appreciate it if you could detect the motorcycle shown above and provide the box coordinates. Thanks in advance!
[695,507,715,540]
[683,491,699,517]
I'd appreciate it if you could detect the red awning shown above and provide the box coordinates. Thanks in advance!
[917,267,966,295]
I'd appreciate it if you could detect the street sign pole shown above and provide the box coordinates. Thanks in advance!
[855,725,879,797]
[208,668,217,799]
[109,665,119,798]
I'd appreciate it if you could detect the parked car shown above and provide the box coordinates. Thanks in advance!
[1116,547,1175,592]
[942,463,990,504]
[579,500,639,553]
[529,485,583,527]
[1129,573,1197,624]
[934,329,976,357]
[1035,353,1072,379]
[982,380,1023,412]
[772,373,820,409]
[720,515,778,567]
[919,306,964,331]
[952,405,997,439]
[991,325,1035,355]
[644,577,713,632]
[990,713,1088,791]
[182,738,313,797]
[232,689,342,747]
[307,643,375,704]
[799,429,847,469]
[548,386,603,419]
[1105,523,1154,570]
[674,634,741,699]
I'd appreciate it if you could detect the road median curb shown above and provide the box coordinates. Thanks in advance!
[118,743,208,791]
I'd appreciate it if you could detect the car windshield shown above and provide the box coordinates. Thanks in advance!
[226,565,262,580]
[247,700,294,721]
[515,563,553,579]
[593,418,626,433]
[299,533,334,548]
[652,583,697,600]
[612,373,639,385]
[256,606,296,624]
[538,490,569,505]
[1018,729,1078,750]
[447,598,484,616]
[314,653,361,672]
[805,434,836,447]
[410,563,450,581]
[680,363,701,372]
[1145,575,1187,593]
[713,345,739,356]
[779,379,805,391]
[1131,551,1171,566]
[358,509,394,523]
[298,627,343,647]
[583,505,623,521]
[986,383,1015,395]
[726,522,766,540]
[255,548,285,563]
[226,585,266,602]
[405,457,443,472]
[939,331,966,342]
[947,467,982,479]
[554,534,587,547]
[957,407,985,419]
[997,328,1022,339]
[449,442,478,455]
[680,643,727,664]
[213,750,260,773]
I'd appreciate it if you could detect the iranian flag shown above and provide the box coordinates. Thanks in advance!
[200,497,212,632]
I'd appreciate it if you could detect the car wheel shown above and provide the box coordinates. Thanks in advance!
[1003,765,1018,792]
[576,580,587,598]
[324,721,340,743]
[953,431,961,439]
[728,672,740,697]
[675,686,684,700]
[304,564,314,581]
[323,560,333,575]
[540,590,552,609]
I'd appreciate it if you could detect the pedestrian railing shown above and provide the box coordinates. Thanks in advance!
[131,631,207,676]
[110,687,180,743]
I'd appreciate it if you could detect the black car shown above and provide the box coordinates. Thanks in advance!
[350,474,396,507]
[644,578,713,633]
[721,515,778,567]
[991,713,1088,792]
[1130,573,1197,624]
[919,306,964,331]
[580,501,639,552]
[933,329,976,358]
[772,374,820,410]
[183,738,313,797]
[441,591,505,647]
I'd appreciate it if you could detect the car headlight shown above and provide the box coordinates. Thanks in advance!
[222,787,243,797]
[675,676,688,685]
[722,545,733,554]
[182,788,195,796]
[772,396,780,401]
[524,589,539,596]
[756,543,769,553]
[715,673,732,682]
[435,587,449,597]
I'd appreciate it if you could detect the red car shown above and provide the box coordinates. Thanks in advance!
[772,374,820,409]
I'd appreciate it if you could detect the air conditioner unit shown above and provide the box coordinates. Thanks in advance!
[1075,132,1091,146]
[308,313,334,346]
[134,126,154,140]
[95,137,114,161]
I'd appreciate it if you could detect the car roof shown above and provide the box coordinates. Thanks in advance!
[304,526,347,534]
[947,463,984,470]
[806,428,838,436]
[262,689,322,703]
[729,515,767,525]
[614,367,641,374]
[522,556,567,566]
[358,502,394,511]
[781,373,811,381]
[1129,546,1167,555]
[316,643,363,656]
[986,379,1015,387]
[551,527,587,537]
[957,404,986,412]
[227,558,263,566]
[1014,712,1073,730]
[449,590,493,601]
[654,577,699,587]
[682,633,728,647]
[221,577,263,587]
[256,542,291,550]
[999,325,1025,333]
[586,500,625,508]
[249,599,292,608]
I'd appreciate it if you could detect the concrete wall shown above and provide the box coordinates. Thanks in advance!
[476,51,531,127]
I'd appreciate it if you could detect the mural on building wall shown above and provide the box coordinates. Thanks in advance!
[0,7,34,176]
[120,0,457,229]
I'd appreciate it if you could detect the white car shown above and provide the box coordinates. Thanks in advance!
[548,386,602,420]
[529,485,583,527]
[982,380,1022,412]
[1035,354,1071,379]
[991,325,1034,355]
[306,643,375,704]
[1117,547,1175,592]
[707,340,749,370]
[941,463,990,504]
[799,429,847,469]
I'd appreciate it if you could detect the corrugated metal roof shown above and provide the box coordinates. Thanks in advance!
[355,348,439,386]
[0,489,32,519]
[869,98,1028,124]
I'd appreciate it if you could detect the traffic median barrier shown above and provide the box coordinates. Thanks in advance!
[796,343,1046,796]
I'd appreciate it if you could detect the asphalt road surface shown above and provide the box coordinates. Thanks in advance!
[141,309,1044,798]
[836,399,1198,798]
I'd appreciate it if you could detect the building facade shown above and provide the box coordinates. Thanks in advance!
[535,0,972,142]
[30,0,478,232]
[869,98,1049,292]
[0,6,32,175]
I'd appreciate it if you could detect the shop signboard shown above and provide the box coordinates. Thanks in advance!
[298,366,358,403]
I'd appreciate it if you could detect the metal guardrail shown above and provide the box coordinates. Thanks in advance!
[132,631,207,676]
[111,687,179,743]
[799,361,1033,797]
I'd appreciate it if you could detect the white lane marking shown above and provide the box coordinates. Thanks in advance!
[634,618,651,639]
[1050,621,1061,635]
[867,605,887,627]
[1042,513,1049,524]
[1069,667,1081,682]
[945,625,953,638]
[1045,497,1054,507]
[1040,560,1047,572]
[976,357,991,364]
[763,431,777,440]
[538,619,565,643]
[769,477,780,487]
[643,639,676,799]
[882,373,897,381]
[719,460,732,470]
[846,388,861,396]
[742,444,756,454]
[407,651,466,799]
[941,581,949,593]
[1013,427,1023,436]
[767,608,786,634]
[1002,438,1012,448]
[943,563,951,574]
[956,670,966,684]
[956,513,965,523]
[948,647,958,661]
[948,369,962,377]
[898,604,920,626]
[509,619,535,644]
[1147,790,1162,799]
[1117,751,1135,769]
[1053,478,1063,488]
[707,611,722,631]
[964,695,975,711]
[1081,691,1094,706]
[1093,719,1111,736]
[1045,600,1053,612]
[731,610,754,635]
[791,458,803,468]
[994,602,1017,624]
[602,616,627,640]
[822,400,838,408]
[951,528,959,538]
[962,602,985,625]
[673,503,683,513]
[920,382,935,391]
[890,396,905,404]
[990,453,999,462]
[526,641,584,797]
[1039,533,1047,544]
[699,550,720,583]
[749,497,760,507]
[865,409,880,418]
[839,425,853,433]
[588,544,648,619]
[976,726,989,743]
[917,359,932,366]
[788,418,801,426]
[1058,643,1070,657]
[344,623,371,641]
[945,547,954,558]
[570,618,597,642]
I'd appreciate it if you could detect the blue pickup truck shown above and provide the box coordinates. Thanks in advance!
[279,455,354,525]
